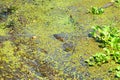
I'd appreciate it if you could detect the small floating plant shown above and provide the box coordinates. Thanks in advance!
[90,7,104,15]
[89,0,120,15]
[114,0,120,3]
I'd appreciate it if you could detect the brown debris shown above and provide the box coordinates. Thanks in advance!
[53,34,65,42]
[40,48,48,54]
[38,62,59,80]
[101,2,114,8]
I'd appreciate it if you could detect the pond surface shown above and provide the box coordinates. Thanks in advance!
[0,0,120,79]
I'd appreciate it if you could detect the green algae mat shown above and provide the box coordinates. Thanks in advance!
[0,0,120,80]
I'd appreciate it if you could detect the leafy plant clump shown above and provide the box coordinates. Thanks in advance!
[86,25,120,77]
[109,66,120,78]
[89,25,120,49]
[86,25,120,65]
[85,52,110,66]
[91,7,104,15]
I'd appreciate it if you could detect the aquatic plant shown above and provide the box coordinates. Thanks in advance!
[89,25,120,48]
[86,25,120,78]
[111,52,120,63]
[87,25,120,61]
[113,0,120,7]
[85,52,110,66]
[114,0,120,3]
[91,7,104,15]
[109,66,120,78]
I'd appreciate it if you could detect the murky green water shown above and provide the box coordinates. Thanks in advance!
[0,0,120,79]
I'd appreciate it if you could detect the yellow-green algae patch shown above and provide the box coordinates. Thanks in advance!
[0,0,120,79]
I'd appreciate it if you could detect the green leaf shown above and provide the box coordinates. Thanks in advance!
[116,71,120,78]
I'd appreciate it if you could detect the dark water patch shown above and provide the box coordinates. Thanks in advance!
[79,56,87,67]
[0,13,7,22]
[0,36,9,42]
[92,77,103,80]
[62,42,75,52]
[0,6,16,22]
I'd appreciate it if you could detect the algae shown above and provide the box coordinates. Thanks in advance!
[0,0,120,79]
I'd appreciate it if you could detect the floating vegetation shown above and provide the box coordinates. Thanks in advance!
[91,7,104,15]
[86,25,120,78]
[109,66,120,78]
[114,0,120,3]
[89,25,120,48]
[85,52,110,66]
[112,0,120,7]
